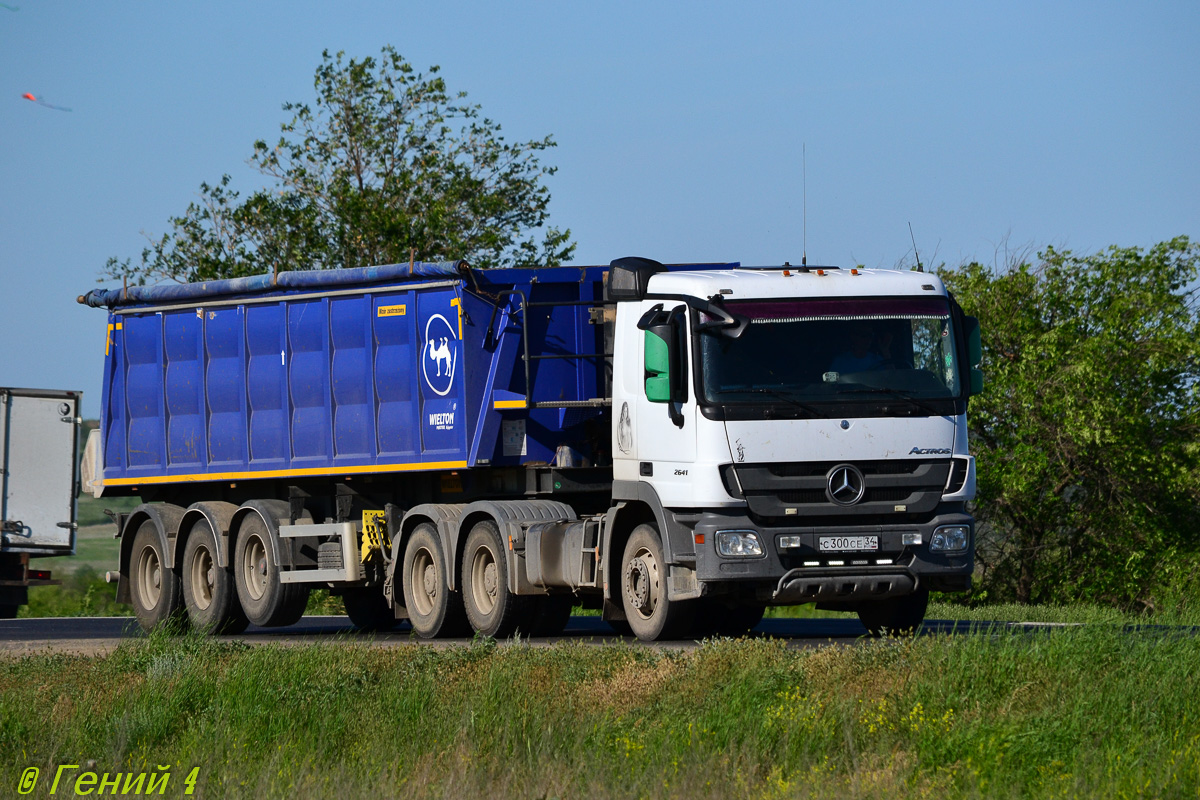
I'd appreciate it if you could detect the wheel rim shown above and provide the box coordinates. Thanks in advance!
[135,543,162,610]
[624,545,660,621]
[240,534,268,602]
[469,542,499,618]
[408,546,437,617]
[189,543,215,611]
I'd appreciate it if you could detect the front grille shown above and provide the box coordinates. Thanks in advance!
[736,459,952,519]
[767,460,925,478]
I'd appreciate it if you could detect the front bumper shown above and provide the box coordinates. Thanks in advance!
[688,508,974,604]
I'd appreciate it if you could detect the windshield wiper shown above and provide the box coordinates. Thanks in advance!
[835,386,947,416]
[713,387,821,416]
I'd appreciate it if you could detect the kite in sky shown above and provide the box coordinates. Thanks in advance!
[22,92,72,112]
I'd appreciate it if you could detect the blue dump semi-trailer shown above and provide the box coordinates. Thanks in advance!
[79,258,982,641]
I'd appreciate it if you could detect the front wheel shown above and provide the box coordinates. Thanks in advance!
[620,524,695,642]
[699,600,766,638]
[857,589,929,637]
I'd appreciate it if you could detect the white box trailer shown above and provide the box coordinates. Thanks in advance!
[0,387,82,617]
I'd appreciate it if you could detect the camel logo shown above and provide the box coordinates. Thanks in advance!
[422,313,458,397]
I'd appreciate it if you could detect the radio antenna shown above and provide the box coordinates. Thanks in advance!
[802,143,807,267]
[908,222,923,273]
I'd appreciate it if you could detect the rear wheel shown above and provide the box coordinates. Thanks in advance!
[129,520,185,632]
[182,520,248,634]
[233,513,308,628]
[620,524,695,641]
[857,589,929,637]
[402,523,469,639]
[342,587,396,632]
[462,520,533,638]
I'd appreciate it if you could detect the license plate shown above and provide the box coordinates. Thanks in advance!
[819,535,878,552]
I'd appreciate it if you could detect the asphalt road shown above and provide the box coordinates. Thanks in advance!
[0,615,1085,655]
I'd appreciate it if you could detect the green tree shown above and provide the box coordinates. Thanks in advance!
[106,47,574,284]
[941,237,1200,607]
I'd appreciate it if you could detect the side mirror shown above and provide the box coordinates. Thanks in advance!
[964,316,982,366]
[963,316,984,395]
[638,304,687,426]
[644,325,672,403]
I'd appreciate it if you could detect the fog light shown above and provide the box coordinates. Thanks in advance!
[716,530,763,557]
[902,533,922,546]
[930,525,970,552]
[778,535,803,549]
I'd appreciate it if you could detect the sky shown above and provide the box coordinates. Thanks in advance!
[2,1,1197,418]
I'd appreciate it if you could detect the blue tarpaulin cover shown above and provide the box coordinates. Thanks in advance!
[78,261,466,309]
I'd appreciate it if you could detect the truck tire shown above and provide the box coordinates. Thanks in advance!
[462,520,534,638]
[620,523,695,642]
[857,588,929,637]
[402,523,469,639]
[699,600,766,638]
[181,520,248,634]
[0,604,18,619]
[129,520,186,632]
[342,587,396,633]
[529,595,574,637]
[233,514,309,628]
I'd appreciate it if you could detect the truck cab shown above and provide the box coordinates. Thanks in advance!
[606,259,981,637]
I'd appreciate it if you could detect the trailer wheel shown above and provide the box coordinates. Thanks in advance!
[342,587,396,633]
[402,523,469,639]
[233,514,309,628]
[462,520,533,638]
[181,520,248,634]
[857,588,929,637]
[130,520,185,632]
[620,524,695,641]
[529,595,574,637]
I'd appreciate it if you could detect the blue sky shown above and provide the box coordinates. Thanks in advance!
[2,1,1197,417]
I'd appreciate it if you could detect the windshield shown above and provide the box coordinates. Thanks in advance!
[700,296,961,411]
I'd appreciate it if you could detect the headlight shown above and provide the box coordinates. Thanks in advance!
[930,525,970,552]
[716,530,763,557]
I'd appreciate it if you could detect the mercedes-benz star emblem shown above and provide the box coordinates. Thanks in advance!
[826,464,866,506]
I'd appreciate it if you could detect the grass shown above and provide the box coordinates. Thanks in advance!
[0,628,1197,798]
[18,567,130,618]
